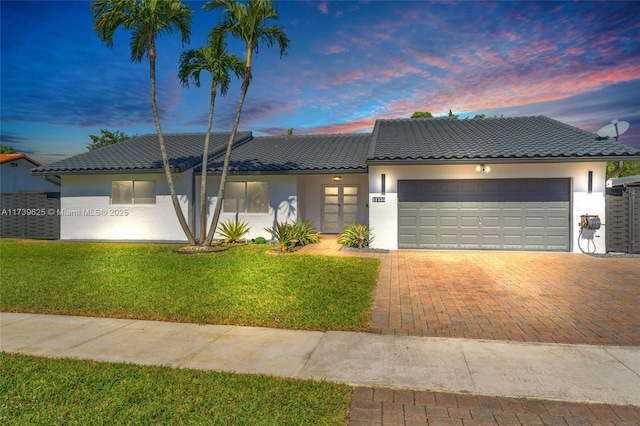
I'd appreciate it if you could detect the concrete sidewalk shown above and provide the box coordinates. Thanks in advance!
[2,312,639,406]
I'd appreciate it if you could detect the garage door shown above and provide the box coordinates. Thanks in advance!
[398,179,570,251]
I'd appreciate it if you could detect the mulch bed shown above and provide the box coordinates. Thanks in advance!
[171,245,229,254]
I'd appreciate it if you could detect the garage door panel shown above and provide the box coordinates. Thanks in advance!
[481,216,501,227]
[503,234,524,247]
[547,216,567,228]
[503,216,523,227]
[460,215,479,227]
[440,216,459,227]
[398,178,569,251]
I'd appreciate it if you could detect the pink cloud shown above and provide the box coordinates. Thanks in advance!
[499,31,519,42]
[318,2,328,14]
[332,69,366,85]
[381,56,640,119]
[322,43,348,55]
[566,47,585,55]
[300,118,376,134]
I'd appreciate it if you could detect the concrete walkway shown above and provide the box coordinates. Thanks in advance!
[2,312,639,406]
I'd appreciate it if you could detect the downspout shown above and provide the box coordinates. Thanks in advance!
[607,161,623,180]
[44,175,61,187]
[190,169,196,235]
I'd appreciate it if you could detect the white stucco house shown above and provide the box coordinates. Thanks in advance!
[31,116,640,253]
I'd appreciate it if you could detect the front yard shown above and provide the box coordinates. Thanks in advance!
[1,239,380,424]
[0,239,380,331]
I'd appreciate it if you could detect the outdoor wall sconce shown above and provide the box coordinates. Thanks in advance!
[333,175,342,181]
[475,164,491,173]
[588,170,593,193]
[381,173,386,195]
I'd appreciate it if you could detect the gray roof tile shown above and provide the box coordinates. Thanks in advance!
[368,116,640,162]
[32,132,252,174]
[203,133,371,173]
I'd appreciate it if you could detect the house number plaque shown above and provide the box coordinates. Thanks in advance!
[372,196,386,202]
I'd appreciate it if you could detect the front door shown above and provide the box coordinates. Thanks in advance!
[322,185,359,233]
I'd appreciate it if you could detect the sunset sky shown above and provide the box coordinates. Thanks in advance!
[2,0,639,164]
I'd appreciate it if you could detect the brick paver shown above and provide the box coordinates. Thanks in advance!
[349,388,640,425]
[369,251,640,345]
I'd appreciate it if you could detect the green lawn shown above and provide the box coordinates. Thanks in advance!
[0,352,352,425]
[0,239,380,331]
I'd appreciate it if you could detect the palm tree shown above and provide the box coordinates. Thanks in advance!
[91,0,196,245]
[202,0,290,245]
[178,32,244,244]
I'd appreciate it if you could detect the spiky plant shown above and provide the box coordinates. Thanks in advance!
[337,224,373,249]
[217,219,250,243]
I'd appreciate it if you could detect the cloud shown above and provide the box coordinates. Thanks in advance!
[322,43,348,55]
[318,2,328,14]
[0,132,30,146]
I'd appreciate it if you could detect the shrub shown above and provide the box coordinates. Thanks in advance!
[337,224,372,249]
[290,220,321,246]
[252,236,268,244]
[217,220,250,244]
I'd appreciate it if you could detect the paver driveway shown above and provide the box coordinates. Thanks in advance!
[369,250,640,345]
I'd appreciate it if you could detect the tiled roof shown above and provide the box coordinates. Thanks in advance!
[202,133,371,173]
[31,132,252,174]
[368,116,640,162]
[0,153,42,166]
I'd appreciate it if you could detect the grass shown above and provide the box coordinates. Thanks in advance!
[0,239,380,331]
[0,352,352,425]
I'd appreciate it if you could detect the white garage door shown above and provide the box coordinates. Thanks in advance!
[398,179,570,251]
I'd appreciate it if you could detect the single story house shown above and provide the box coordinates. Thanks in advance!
[32,116,640,253]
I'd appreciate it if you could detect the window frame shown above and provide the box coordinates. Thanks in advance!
[110,180,156,206]
[223,181,269,214]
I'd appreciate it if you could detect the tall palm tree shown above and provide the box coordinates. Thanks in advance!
[203,0,290,245]
[178,32,244,244]
[91,0,196,245]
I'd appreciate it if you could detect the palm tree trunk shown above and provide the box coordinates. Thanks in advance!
[204,67,251,246]
[198,84,217,244]
[149,38,196,245]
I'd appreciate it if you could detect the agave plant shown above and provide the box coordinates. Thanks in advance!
[265,221,294,253]
[290,220,321,246]
[337,224,373,249]
[217,219,250,243]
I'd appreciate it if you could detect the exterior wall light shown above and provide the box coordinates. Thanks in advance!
[333,175,342,181]
[381,173,386,195]
[476,164,491,173]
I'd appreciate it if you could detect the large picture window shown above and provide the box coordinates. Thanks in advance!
[223,182,268,213]
[111,180,156,205]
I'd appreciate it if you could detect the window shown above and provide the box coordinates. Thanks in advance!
[111,180,156,205]
[223,182,268,213]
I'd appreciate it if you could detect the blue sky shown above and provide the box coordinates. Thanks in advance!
[1,0,639,164]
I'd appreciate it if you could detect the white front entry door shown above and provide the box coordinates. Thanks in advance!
[322,185,359,232]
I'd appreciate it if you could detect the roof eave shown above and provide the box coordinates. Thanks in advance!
[367,155,640,166]
[204,168,368,176]
[31,167,187,176]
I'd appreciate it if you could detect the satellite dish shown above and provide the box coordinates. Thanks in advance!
[597,119,630,140]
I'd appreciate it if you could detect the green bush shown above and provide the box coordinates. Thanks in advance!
[290,220,321,246]
[252,236,268,244]
[337,224,373,249]
[217,219,250,243]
